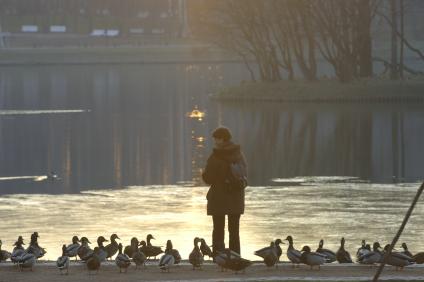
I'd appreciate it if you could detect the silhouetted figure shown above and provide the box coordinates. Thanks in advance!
[202,127,248,257]
[47,171,59,181]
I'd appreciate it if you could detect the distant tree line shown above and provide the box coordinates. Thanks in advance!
[190,0,424,82]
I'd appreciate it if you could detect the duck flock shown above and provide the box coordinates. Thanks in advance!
[0,232,423,275]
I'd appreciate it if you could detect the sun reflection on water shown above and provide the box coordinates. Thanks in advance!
[0,182,423,262]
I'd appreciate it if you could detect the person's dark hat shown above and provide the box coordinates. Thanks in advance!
[212,127,232,141]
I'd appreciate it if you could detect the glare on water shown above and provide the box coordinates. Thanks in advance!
[0,181,423,261]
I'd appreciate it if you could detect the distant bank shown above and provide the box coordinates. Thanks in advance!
[0,44,241,66]
[212,79,424,103]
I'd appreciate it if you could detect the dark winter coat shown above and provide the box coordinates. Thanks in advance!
[202,141,247,216]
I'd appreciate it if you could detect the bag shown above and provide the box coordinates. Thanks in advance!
[225,160,248,190]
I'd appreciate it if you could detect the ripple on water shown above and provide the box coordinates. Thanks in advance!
[0,183,423,261]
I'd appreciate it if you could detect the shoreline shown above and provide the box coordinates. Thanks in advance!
[0,45,243,66]
[1,261,423,282]
[212,79,424,104]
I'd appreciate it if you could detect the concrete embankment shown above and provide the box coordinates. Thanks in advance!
[1,261,424,282]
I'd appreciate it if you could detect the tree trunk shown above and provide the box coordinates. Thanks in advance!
[390,0,399,80]
[399,0,404,79]
[358,0,373,77]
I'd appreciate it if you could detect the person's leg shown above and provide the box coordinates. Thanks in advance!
[212,215,225,256]
[228,214,241,255]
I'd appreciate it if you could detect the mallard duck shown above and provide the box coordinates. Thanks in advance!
[215,249,241,272]
[358,242,382,265]
[0,240,11,262]
[17,253,36,271]
[165,240,181,265]
[115,243,131,273]
[146,234,155,247]
[336,237,352,263]
[98,236,109,262]
[26,232,46,259]
[356,240,368,260]
[124,237,139,258]
[401,243,413,258]
[11,236,25,263]
[86,247,101,275]
[200,238,213,259]
[139,236,163,260]
[132,248,147,269]
[159,246,175,272]
[65,236,80,261]
[223,249,251,274]
[382,244,414,270]
[316,239,336,263]
[255,241,278,267]
[78,237,92,261]
[274,238,283,263]
[105,234,120,260]
[285,235,302,267]
[300,245,326,270]
[56,244,70,275]
[189,237,204,270]
[412,252,424,264]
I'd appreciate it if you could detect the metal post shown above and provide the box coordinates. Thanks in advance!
[372,182,424,281]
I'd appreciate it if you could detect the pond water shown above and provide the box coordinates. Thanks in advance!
[0,63,423,261]
[0,181,423,261]
[0,63,423,193]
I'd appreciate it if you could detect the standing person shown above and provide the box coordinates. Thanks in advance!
[202,127,248,257]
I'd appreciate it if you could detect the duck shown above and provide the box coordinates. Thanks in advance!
[47,171,59,181]
[382,244,414,270]
[255,241,278,267]
[56,244,70,275]
[336,237,353,263]
[132,248,147,269]
[78,237,93,261]
[215,248,241,272]
[96,236,109,262]
[11,236,26,263]
[146,234,155,247]
[401,243,413,258]
[189,237,204,270]
[223,248,251,273]
[0,240,11,262]
[65,236,80,260]
[82,236,108,262]
[105,234,120,260]
[86,247,101,275]
[285,235,302,267]
[300,245,326,270]
[26,232,46,259]
[124,237,139,258]
[412,252,424,264]
[159,246,175,272]
[28,232,46,257]
[274,238,283,263]
[316,239,336,263]
[17,252,36,271]
[165,240,181,265]
[356,240,369,260]
[358,242,382,265]
[139,235,163,260]
[115,243,131,273]
[200,238,213,259]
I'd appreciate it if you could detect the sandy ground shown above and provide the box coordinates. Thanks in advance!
[1,261,424,282]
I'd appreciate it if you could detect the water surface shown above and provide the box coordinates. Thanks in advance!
[0,181,423,261]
